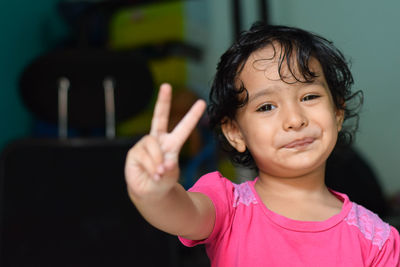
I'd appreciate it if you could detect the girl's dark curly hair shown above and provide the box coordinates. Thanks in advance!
[207,22,363,169]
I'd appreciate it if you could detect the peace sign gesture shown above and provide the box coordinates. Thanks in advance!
[125,83,206,200]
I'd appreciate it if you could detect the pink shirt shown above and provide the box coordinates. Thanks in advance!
[179,172,400,267]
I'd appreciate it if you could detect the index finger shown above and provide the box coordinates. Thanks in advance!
[150,83,172,136]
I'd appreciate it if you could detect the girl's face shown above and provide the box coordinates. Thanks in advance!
[222,45,344,179]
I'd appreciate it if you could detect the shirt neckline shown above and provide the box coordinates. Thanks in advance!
[248,178,353,232]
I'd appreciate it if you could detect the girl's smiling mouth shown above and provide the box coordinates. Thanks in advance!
[283,137,316,149]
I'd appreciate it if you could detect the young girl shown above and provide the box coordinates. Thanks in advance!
[125,22,400,266]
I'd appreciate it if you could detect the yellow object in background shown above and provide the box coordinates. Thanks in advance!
[109,2,184,50]
[109,2,188,137]
[149,57,187,90]
[218,158,237,183]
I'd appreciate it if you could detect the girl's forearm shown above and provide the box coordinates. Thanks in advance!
[129,183,215,240]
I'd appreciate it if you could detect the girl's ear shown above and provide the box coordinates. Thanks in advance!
[221,118,246,153]
[335,108,345,132]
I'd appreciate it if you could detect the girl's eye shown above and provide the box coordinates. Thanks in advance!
[256,103,276,112]
[302,94,320,102]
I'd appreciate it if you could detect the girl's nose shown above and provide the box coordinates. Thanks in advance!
[282,105,308,131]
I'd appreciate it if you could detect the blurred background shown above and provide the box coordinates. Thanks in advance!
[0,0,399,266]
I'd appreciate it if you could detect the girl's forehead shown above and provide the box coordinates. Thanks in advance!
[250,44,278,61]
[242,44,324,83]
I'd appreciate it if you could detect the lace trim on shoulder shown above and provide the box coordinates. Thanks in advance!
[344,203,391,250]
[233,182,258,208]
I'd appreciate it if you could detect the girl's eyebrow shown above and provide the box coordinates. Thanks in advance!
[248,86,277,103]
[308,78,327,88]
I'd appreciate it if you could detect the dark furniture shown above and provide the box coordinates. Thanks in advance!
[0,138,184,266]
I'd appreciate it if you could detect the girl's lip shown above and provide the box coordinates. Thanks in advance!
[283,137,315,148]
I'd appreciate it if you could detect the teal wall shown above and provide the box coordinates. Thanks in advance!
[0,0,67,151]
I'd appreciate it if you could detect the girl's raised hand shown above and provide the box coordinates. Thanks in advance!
[125,83,206,200]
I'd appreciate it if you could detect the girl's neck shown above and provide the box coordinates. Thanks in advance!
[256,164,327,197]
[254,164,343,221]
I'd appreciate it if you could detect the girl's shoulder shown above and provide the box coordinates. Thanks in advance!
[344,201,397,250]
[189,171,258,208]
[191,171,253,192]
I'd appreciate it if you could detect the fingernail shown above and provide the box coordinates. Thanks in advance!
[157,165,164,174]
[164,160,176,170]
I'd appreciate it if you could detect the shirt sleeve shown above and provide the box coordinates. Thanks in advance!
[178,171,235,247]
[373,226,400,266]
